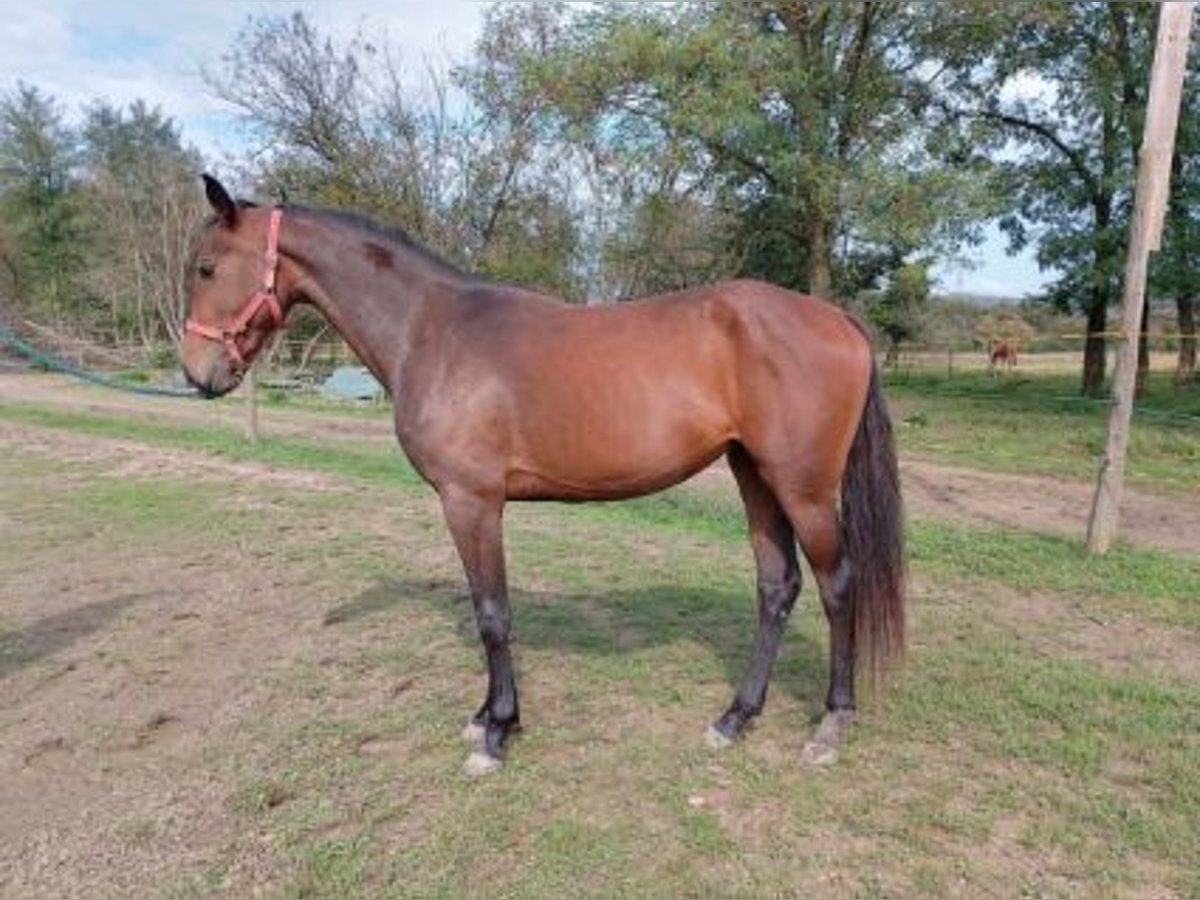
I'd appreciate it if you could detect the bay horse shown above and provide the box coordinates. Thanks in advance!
[180,175,905,776]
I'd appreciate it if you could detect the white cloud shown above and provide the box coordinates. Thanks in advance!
[0,6,77,110]
[306,0,484,60]
[0,7,72,71]
[0,0,486,157]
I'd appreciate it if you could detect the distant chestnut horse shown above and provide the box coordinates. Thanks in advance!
[989,339,1019,373]
[180,175,905,776]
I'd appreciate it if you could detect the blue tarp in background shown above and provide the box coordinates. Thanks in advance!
[320,366,383,401]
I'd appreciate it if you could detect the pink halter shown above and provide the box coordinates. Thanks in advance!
[185,207,284,366]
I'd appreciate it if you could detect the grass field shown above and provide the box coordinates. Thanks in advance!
[885,371,1200,492]
[1,372,1198,899]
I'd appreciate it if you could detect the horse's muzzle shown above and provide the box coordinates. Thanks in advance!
[180,348,243,399]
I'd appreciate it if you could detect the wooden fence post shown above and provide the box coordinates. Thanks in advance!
[245,364,259,444]
[1087,0,1196,553]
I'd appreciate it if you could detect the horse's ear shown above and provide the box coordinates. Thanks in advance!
[202,173,238,228]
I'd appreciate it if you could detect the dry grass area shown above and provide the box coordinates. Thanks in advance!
[895,349,1182,377]
[1,374,1198,899]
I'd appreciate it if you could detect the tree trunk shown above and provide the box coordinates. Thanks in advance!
[1083,187,1116,397]
[806,217,834,300]
[1177,294,1197,385]
[1083,290,1108,396]
[1135,292,1150,398]
[884,337,901,368]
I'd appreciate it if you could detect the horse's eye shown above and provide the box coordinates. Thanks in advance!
[197,260,216,278]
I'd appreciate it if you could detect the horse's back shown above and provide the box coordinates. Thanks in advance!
[477,278,868,376]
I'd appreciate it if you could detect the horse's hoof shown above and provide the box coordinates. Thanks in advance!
[463,750,503,777]
[705,725,735,750]
[462,721,486,745]
[800,739,839,766]
[801,710,854,767]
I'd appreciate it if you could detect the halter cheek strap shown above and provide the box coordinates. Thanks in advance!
[185,208,285,367]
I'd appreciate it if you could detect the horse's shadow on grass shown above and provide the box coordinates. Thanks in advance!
[0,595,140,679]
[326,576,828,715]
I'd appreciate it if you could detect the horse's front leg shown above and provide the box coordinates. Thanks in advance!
[440,487,519,776]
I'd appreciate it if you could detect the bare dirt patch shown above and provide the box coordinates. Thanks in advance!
[902,458,1199,558]
[0,420,344,493]
[0,372,394,446]
[0,457,446,899]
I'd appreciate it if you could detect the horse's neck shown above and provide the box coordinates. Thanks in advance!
[283,213,465,391]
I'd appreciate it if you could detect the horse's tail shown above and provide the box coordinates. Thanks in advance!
[840,361,906,681]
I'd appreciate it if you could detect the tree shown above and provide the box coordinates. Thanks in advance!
[867,261,930,363]
[521,1,998,300]
[915,295,988,351]
[80,100,205,345]
[206,13,402,215]
[944,2,1158,395]
[596,190,740,298]
[206,11,584,298]
[451,2,583,296]
[0,82,85,323]
[974,310,1036,350]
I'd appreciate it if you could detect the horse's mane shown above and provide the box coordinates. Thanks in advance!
[289,204,473,281]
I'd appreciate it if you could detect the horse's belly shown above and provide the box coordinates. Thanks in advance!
[505,451,724,501]
[506,401,732,501]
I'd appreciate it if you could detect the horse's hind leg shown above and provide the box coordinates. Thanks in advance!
[439,487,520,776]
[708,445,801,747]
[777,493,857,765]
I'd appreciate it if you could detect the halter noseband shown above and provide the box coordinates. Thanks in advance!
[185,207,285,367]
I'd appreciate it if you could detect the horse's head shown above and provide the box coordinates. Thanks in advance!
[180,174,288,398]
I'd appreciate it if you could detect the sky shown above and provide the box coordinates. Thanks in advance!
[0,0,1052,298]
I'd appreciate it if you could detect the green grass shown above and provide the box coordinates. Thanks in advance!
[564,489,1200,630]
[4,380,1200,899]
[909,521,1200,626]
[886,371,1200,491]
